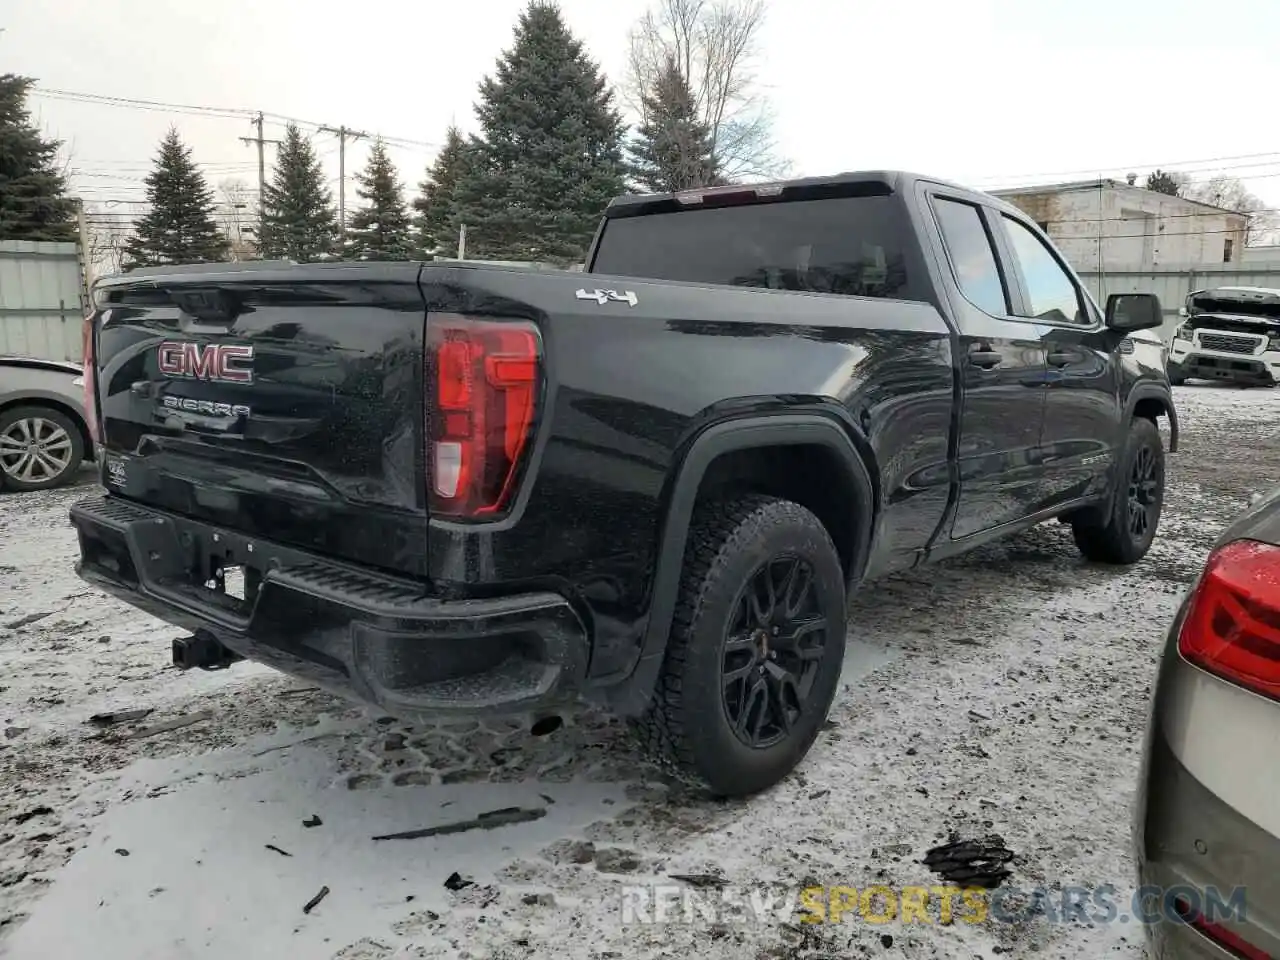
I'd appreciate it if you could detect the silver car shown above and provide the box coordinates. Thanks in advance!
[0,356,93,491]
[1135,486,1280,958]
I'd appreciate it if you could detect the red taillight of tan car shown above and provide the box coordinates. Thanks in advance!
[81,312,100,444]
[1178,539,1280,701]
[425,315,540,519]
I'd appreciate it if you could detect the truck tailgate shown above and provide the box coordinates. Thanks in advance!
[91,264,431,578]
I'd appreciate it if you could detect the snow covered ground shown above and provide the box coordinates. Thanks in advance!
[1,384,1278,960]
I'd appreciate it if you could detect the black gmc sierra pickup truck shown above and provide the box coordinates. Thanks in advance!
[71,171,1178,797]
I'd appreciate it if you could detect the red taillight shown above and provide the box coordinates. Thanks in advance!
[1173,896,1271,959]
[1178,539,1280,701]
[81,312,101,444]
[425,315,540,518]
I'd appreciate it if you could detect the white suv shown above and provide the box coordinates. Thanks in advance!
[1167,286,1280,387]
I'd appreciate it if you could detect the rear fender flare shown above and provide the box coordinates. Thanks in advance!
[604,413,876,716]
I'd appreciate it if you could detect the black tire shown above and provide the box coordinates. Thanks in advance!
[630,495,847,797]
[1071,417,1163,564]
[1167,366,1186,387]
[0,405,85,492]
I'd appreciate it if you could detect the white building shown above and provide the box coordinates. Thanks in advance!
[1242,244,1280,265]
[992,179,1249,268]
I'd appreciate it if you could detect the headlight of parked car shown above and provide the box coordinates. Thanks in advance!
[1268,335,1280,353]
[1174,323,1192,341]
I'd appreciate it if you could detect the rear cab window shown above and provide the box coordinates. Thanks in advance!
[590,192,925,302]
[929,197,1010,316]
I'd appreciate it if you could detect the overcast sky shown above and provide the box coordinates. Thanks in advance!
[6,0,1280,225]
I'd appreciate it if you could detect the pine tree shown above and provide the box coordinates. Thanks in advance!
[1145,169,1184,197]
[122,127,228,269]
[0,74,78,242]
[452,1,626,264]
[628,55,718,193]
[412,125,471,258]
[258,123,338,261]
[344,138,414,261]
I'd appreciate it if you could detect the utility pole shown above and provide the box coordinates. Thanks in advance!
[457,223,467,261]
[318,125,368,239]
[75,200,93,307]
[239,112,282,236]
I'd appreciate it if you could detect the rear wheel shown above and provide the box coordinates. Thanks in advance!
[1071,417,1163,564]
[0,406,85,492]
[630,495,847,796]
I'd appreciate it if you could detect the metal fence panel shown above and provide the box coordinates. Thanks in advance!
[1076,262,1280,343]
[0,240,86,362]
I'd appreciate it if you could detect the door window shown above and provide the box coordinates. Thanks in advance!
[1001,216,1088,326]
[931,198,1009,316]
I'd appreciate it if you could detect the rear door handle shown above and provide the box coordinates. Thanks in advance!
[968,348,1004,369]
[1047,350,1075,367]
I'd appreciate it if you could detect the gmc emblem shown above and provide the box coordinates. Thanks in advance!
[157,341,254,384]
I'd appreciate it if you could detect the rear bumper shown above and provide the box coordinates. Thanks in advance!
[69,495,590,719]
[1134,663,1280,958]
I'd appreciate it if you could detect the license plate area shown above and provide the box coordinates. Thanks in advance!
[190,532,263,616]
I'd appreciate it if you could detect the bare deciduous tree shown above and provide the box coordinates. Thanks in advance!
[1185,176,1277,246]
[84,203,141,279]
[625,0,787,182]
[217,178,258,261]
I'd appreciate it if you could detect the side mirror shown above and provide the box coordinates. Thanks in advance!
[1106,293,1164,332]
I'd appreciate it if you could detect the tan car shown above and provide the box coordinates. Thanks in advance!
[1135,486,1280,958]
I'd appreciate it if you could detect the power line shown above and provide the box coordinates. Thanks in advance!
[32,85,439,153]
[31,87,253,120]
[966,151,1280,185]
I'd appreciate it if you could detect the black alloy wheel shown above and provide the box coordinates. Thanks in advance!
[721,555,827,749]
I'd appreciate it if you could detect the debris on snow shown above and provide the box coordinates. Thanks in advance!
[5,612,52,629]
[264,844,292,858]
[276,687,319,699]
[923,836,1015,889]
[301,815,322,828]
[122,710,214,740]
[87,708,153,726]
[669,873,728,888]
[12,807,53,826]
[372,806,546,841]
[301,885,329,914]
[443,872,473,891]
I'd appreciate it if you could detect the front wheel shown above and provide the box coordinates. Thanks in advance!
[1071,417,1164,564]
[0,405,85,492]
[630,495,847,797]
